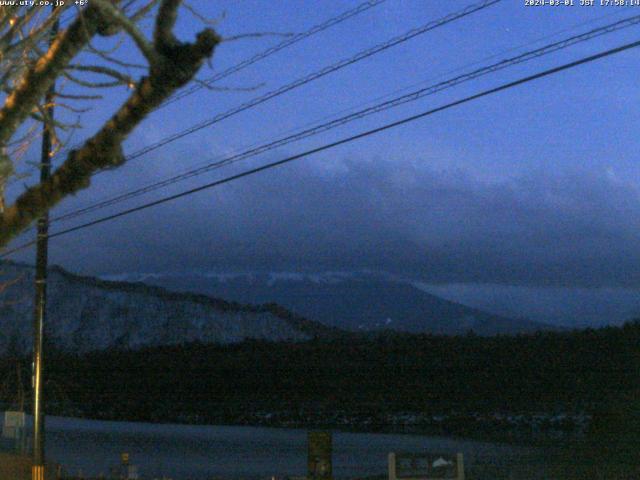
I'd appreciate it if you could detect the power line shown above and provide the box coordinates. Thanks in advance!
[160,0,389,109]
[51,13,640,224]
[42,0,501,217]
[48,0,390,159]
[123,0,502,162]
[3,37,638,259]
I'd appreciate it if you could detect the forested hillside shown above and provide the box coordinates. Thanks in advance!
[2,321,638,444]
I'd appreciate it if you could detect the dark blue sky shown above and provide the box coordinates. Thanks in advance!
[6,0,640,323]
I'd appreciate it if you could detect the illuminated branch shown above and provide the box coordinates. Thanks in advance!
[0,0,220,246]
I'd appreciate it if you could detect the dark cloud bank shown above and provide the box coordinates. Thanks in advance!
[47,153,640,289]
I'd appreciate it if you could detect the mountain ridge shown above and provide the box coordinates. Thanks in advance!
[106,270,558,336]
[0,261,337,354]
[0,262,558,355]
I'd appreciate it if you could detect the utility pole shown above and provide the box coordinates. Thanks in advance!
[32,9,58,480]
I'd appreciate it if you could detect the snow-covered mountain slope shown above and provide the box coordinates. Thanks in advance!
[0,262,333,354]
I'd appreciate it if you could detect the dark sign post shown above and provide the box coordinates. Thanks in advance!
[308,431,332,480]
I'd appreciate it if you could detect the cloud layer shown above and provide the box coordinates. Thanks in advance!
[42,153,640,288]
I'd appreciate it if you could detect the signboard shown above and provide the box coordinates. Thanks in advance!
[2,411,26,439]
[308,431,332,480]
[388,452,464,480]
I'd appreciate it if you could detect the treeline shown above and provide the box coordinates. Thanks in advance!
[1,321,639,436]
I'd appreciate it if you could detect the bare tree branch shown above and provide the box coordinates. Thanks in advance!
[154,0,181,49]
[0,2,220,247]
[92,0,160,65]
[67,64,135,87]
[0,4,108,180]
[129,0,161,23]
[62,70,128,89]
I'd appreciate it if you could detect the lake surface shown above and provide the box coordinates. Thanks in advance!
[3,414,543,479]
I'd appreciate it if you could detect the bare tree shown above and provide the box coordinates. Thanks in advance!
[0,0,220,247]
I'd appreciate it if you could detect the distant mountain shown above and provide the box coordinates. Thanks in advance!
[0,262,335,354]
[109,271,556,336]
